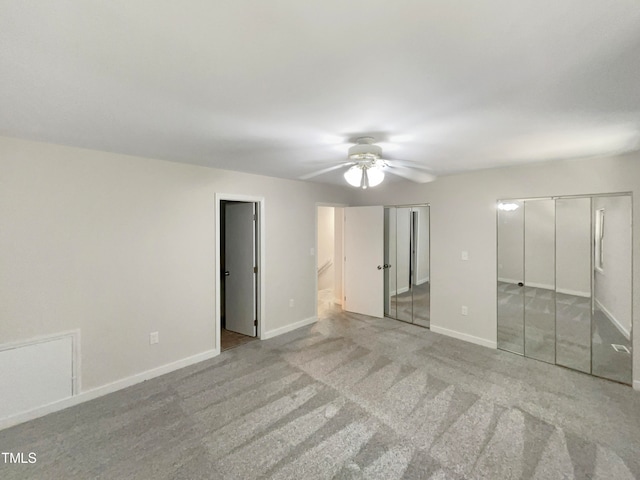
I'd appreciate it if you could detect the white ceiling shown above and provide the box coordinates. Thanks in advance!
[2,1,640,185]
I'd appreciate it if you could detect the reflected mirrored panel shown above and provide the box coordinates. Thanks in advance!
[497,200,524,354]
[384,205,430,327]
[524,199,555,363]
[412,206,431,327]
[394,207,413,323]
[555,197,591,373]
[497,194,632,385]
[592,195,632,384]
[384,207,396,319]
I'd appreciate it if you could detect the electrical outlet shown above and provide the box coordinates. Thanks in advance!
[461,251,469,261]
[461,306,468,316]
[150,331,159,344]
[289,299,294,308]
[310,247,315,256]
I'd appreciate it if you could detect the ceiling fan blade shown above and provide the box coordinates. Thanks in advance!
[382,158,435,173]
[298,162,354,180]
[385,165,437,183]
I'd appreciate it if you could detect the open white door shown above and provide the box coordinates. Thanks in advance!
[344,206,384,318]
[225,202,256,336]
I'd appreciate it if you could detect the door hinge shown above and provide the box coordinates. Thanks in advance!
[254,319,257,326]
[254,266,258,273]
[253,214,256,221]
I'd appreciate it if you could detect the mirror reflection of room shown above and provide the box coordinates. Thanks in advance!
[555,197,592,373]
[523,199,555,364]
[591,195,632,383]
[496,194,632,385]
[497,200,525,354]
[384,205,430,327]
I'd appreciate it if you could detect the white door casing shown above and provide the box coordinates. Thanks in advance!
[344,206,384,318]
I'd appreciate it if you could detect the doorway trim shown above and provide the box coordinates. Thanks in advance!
[215,193,266,353]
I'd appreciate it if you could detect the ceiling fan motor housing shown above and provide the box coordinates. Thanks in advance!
[348,137,383,161]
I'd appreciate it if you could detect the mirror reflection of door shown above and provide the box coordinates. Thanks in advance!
[384,204,430,328]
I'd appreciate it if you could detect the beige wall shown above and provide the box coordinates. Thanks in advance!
[354,154,640,387]
[3,134,638,398]
[0,136,354,392]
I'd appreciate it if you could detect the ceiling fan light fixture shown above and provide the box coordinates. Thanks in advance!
[344,165,364,187]
[343,163,385,189]
[300,136,433,187]
[366,165,385,187]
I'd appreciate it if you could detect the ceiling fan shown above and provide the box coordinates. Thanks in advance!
[299,137,437,189]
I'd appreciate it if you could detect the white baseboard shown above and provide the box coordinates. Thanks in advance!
[525,281,555,291]
[0,348,219,431]
[595,299,630,340]
[430,325,497,349]
[262,316,317,340]
[390,286,410,296]
[416,276,429,286]
[634,380,640,392]
[556,287,591,298]
[498,278,592,298]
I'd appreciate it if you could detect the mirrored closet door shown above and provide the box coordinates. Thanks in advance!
[497,194,632,385]
[384,205,430,327]
[555,197,592,373]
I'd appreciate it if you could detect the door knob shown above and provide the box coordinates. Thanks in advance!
[377,265,382,270]
[224,271,230,277]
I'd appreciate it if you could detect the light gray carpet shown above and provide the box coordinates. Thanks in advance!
[1,308,639,479]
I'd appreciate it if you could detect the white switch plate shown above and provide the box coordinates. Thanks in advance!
[289,299,294,308]
[310,247,315,256]
[461,251,469,261]
[461,306,468,316]
[150,332,159,344]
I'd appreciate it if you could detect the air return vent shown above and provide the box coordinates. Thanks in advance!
[611,344,631,354]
